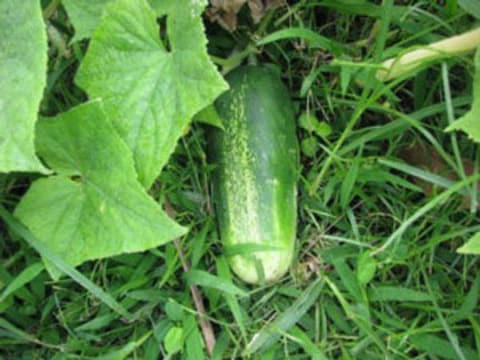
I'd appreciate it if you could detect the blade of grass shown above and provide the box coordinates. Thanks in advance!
[0,205,132,320]
[469,317,480,356]
[442,63,477,211]
[183,269,248,297]
[337,96,471,156]
[97,331,151,360]
[410,333,477,360]
[0,262,43,302]
[310,0,398,195]
[422,268,467,360]
[244,277,324,356]
[372,174,480,255]
[378,158,465,194]
[0,317,63,350]
[256,28,348,56]
[216,256,248,341]
[324,276,390,357]
[368,286,432,302]
[289,326,329,360]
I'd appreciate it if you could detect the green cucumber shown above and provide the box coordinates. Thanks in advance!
[209,66,298,284]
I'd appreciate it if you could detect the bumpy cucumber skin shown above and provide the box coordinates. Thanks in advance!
[209,66,298,284]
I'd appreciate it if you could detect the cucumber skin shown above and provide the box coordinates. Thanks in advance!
[209,66,298,284]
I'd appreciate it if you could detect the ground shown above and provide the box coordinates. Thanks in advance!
[0,1,479,359]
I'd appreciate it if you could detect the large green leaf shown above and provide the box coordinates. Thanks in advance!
[458,232,480,255]
[62,0,111,42]
[75,0,228,188]
[15,101,186,277]
[62,0,158,42]
[446,48,480,141]
[0,0,48,173]
[458,0,480,20]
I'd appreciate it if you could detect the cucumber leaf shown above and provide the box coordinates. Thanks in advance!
[62,0,111,43]
[193,105,224,129]
[458,232,480,255]
[0,0,49,174]
[15,101,186,278]
[63,0,160,42]
[75,0,228,188]
[458,0,480,20]
[446,48,480,141]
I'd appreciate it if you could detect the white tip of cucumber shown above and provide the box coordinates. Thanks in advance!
[229,250,292,284]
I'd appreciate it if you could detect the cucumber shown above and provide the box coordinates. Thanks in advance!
[209,66,298,284]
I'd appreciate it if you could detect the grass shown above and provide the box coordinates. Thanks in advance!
[1,0,480,358]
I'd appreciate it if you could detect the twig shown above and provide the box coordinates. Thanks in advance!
[164,199,216,356]
[173,240,216,356]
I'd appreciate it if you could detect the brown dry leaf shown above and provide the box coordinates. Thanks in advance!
[210,0,246,13]
[206,0,285,31]
[398,142,476,207]
[206,0,247,31]
[248,0,285,23]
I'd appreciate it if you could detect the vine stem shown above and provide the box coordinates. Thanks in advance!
[377,27,480,81]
